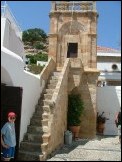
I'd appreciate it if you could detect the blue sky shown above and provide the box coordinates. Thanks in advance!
[1,1,121,50]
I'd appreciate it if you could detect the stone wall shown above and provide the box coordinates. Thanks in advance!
[40,57,56,85]
[68,59,100,138]
[49,11,98,68]
[47,59,70,155]
[79,68,100,138]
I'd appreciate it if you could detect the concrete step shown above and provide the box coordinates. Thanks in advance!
[27,125,43,134]
[23,133,43,143]
[18,150,42,161]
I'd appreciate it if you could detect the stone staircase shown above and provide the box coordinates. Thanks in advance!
[18,71,61,161]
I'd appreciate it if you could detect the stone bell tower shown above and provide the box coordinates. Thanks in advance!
[48,1,100,138]
[48,1,98,68]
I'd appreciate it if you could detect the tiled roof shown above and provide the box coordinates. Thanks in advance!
[97,46,120,53]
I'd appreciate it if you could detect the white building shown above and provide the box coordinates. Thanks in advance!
[97,46,121,135]
[1,3,45,143]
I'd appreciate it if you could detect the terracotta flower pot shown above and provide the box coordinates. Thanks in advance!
[69,126,80,139]
[97,122,105,134]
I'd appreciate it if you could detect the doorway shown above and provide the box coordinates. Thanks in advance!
[67,43,78,58]
[1,84,23,160]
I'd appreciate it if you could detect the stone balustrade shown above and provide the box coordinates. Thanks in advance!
[53,2,95,11]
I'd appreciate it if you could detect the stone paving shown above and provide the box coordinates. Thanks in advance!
[47,135,121,161]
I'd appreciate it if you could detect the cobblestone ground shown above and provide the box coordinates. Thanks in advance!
[47,135,121,161]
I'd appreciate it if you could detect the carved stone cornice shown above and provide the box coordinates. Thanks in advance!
[84,68,100,74]
[48,33,58,37]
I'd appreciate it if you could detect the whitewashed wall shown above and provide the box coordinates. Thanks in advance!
[1,46,45,142]
[97,62,121,72]
[1,17,24,58]
[97,86,121,135]
[1,16,45,143]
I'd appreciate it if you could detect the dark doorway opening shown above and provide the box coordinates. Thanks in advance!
[67,43,78,58]
[1,84,23,160]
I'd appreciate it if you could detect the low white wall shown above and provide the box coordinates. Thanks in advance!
[37,61,47,66]
[1,46,44,142]
[20,71,44,142]
[97,86,121,135]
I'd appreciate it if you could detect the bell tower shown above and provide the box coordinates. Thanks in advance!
[48,1,100,139]
[48,1,98,68]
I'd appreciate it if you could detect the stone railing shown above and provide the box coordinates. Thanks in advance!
[54,2,95,11]
[40,58,56,87]
[46,58,70,157]
[70,58,84,69]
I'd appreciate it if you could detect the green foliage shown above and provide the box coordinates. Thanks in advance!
[27,64,44,74]
[26,53,48,64]
[22,28,47,46]
[67,94,84,126]
[33,42,45,50]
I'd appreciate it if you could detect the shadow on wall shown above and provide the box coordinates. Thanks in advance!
[97,86,121,135]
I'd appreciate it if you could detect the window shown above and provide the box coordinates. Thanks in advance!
[112,64,118,70]
[67,43,78,58]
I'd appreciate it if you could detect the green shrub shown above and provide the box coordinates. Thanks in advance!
[26,53,48,64]
[27,64,44,74]
[67,94,84,126]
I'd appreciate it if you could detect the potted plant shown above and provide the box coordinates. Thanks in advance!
[67,94,84,139]
[97,112,109,134]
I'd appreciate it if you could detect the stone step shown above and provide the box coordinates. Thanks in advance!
[43,106,51,113]
[51,75,59,80]
[49,79,58,84]
[18,150,42,161]
[27,125,43,134]
[34,109,43,116]
[20,141,42,152]
[44,94,52,100]
[35,104,43,112]
[47,84,56,89]
[45,89,55,94]
[30,116,42,126]
[42,119,49,126]
[56,67,62,71]
[42,112,49,120]
[23,133,43,143]
[43,100,51,106]
[53,72,61,76]
[38,98,43,105]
